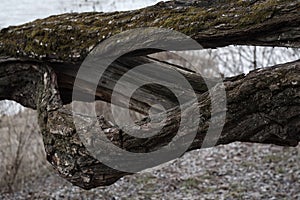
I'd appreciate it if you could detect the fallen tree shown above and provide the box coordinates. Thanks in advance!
[0,0,299,189]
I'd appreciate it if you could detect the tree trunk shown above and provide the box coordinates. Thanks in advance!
[0,56,299,189]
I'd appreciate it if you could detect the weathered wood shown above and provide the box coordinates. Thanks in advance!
[53,55,220,114]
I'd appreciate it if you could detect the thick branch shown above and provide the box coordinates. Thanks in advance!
[46,60,300,189]
[0,0,299,63]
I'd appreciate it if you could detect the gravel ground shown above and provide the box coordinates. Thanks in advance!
[0,142,299,200]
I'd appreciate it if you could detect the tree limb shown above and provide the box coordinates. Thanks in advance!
[0,0,299,63]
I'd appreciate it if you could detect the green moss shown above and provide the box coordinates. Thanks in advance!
[240,0,278,25]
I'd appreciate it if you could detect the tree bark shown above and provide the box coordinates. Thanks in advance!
[0,0,299,190]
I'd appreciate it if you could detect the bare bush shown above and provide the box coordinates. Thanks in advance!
[150,46,300,78]
[0,103,47,193]
[211,46,300,76]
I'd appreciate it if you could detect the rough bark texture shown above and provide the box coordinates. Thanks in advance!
[0,0,299,190]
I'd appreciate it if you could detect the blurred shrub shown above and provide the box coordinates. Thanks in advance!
[0,104,47,193]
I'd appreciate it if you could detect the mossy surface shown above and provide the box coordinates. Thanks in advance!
[0,0,298,63]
